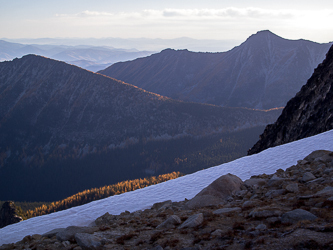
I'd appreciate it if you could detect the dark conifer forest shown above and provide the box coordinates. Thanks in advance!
[0,126,264,202]
[1,172,182,220]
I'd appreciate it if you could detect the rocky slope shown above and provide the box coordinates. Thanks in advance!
[248,44,333,155]
[99,30,331,110]
[2,150,333,249]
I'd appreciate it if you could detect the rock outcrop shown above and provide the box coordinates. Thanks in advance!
[0,202,23,228]
[248,44,333,155]
[2,150,333,249]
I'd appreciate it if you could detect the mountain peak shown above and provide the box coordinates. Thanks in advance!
[18,54,55,63]
[245,30,281,42]
[256,30,274,35]
[160,48,189,53]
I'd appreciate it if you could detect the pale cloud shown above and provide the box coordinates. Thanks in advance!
[39,7,333,40]
[60,7,296,20]
[77,11,113,17]
[159,8,294,19]
[56,7,297,21]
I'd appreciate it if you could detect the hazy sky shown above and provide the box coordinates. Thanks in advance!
[1,0,333,43]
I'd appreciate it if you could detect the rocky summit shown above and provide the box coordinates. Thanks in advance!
[2,149,333,249]
[248,44,333,155]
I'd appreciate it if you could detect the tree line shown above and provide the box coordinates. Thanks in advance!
[5,172,182,220]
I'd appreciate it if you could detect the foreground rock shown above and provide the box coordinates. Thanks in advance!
[2,150,333,249]
[185,173,244,209]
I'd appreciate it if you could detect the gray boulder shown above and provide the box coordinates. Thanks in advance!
[255,224,267,230]
[281,209,317,224]
[249,208,282,219]
[152,200,172,210]
[302,172,316,182]
[268,175,285,187]
[315,186,333,197]
[265,189,286,198]
[285,183,299,193]
[178,213,203,229]
[75,233,102,249]
[42,228,66,238]
[156,215,181,229]
[242,200,259,209]
[56,226,99,242]
[244,178,267,188]
[95,212,117,226]
[304,150,332,162]
[186,173,243,209]
[213,207,241,216]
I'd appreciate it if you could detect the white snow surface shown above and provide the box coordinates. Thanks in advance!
[1,129,333,245]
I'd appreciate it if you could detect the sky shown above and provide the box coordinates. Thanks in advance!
[1,128,333,245]
[1,0,333,44]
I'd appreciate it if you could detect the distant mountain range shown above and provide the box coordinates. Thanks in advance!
[0,55,280,201]
[248,44,333,155]
[0,40,154,72]
[2,37,240,53]
[100,30,332,110]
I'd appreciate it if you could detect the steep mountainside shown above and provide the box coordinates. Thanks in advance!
[99,30,331,109]
[0,55,280,201]
[248,45,333,155]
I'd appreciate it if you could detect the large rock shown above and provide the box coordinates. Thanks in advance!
[95,212,117,226]
[302,172,316,182]
[75,233,102,249]
[304,150,333,162]
[178,213,203,229]
[213,207,241,216]
[42,228,66,238]
[156,215,181,229]
[315,186,333,197]
[56,226,99,242]
[186,173,244,209]
[0,201,23,228]
[152,200,172,210]
[244,178,267,188]
[249,208,282,219]
[281,209,317,224]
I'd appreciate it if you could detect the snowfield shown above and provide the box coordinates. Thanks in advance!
[1,129,333,245]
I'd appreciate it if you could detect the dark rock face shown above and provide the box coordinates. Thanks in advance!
[0,202,23,228]
[248,44,333,155]
[99,30,331,109]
